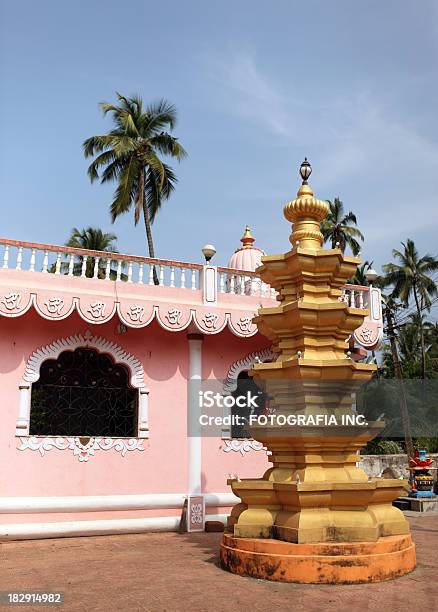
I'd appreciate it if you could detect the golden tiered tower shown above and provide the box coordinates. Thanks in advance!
[220,160,416,583]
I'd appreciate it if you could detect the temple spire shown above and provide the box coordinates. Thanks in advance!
[240,226,255,248]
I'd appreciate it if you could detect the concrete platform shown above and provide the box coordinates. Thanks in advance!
[221,533,416,583]
[397,496,438,513]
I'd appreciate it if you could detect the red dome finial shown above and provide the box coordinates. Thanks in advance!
[240,226,255,248]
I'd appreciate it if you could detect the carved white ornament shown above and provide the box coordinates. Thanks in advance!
[202,312,219,329]
[237,316,253,332]
[222,439,265,456]
[21,330,145,389]
[359,327,374,342]
[0,296,261,338]
[88,301,106,318]
[165,308,182,325]
[223,347,275,394]
[1,292,22,310]
[18,436,145,462]
[44,297,64,315]
[190,502,203,525]
[127,305,145,322]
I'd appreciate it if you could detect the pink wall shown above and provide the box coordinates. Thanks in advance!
[0,311,269,500]
[201,330,270,492]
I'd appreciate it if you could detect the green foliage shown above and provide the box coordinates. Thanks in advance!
[349,260,372,285]
[67,227,117,251]
[363,439,404,455]
[382,239,438,379]
[379,313,438,379]
[382,239,438,308]
[57,227,121,279]
[414,437,438,453]
[358,377,438,442]
[320,197,364,255]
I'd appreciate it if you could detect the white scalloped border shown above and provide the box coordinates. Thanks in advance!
[21,330,145,389]
[0,291,259,337]
[223,346,275,394]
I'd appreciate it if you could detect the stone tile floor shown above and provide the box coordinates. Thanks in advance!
[0,514,437,612]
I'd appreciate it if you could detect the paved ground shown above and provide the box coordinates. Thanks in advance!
[0,514,437,612]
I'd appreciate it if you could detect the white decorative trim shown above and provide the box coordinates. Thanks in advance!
[165,308,183,325]
[223,346,275,394]
[18,436,145,462]
[126,304,145,322]
[236,316,253,332]
[44,297,65,315]
[222,439,265,456]
[0,290,262,337]
[22,330,144,388]
[87,301,107,319]
[1,292,22,310]
[201,312,219,329]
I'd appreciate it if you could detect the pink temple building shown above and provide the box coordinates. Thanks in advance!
[0,228,383,539]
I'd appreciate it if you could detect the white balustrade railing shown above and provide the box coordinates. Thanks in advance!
[341,284,370,310]
[216,267,276,299]
[0,238,278,299]
[0,238,203,290]
[0,239,375,308]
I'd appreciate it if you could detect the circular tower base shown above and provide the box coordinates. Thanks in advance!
[220,533,416,584]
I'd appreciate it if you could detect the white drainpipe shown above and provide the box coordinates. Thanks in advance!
[0,493,239,513]
[0,514,228,541]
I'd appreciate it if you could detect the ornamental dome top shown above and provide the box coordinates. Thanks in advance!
[227,226,265,272]
[283,159,329,249]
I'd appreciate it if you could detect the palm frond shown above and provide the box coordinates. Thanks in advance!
[150,133,188,161]
[145,164,177,223]
[109,157,139,222]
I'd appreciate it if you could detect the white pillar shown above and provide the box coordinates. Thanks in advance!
[201,265,217,305]
[16,383,31,435]
[187,333,203,495]
[138,388,149,438]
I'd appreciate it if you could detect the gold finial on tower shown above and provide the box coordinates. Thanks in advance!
[283,158,329,250]
[240,225,255,248]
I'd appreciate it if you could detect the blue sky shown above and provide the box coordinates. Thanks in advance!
[1,0,438,272]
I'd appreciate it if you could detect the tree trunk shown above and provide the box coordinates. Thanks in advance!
[413,283,426,379]
[139,170,159,285]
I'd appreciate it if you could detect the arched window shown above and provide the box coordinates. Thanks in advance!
[221,348,274,440]
[230,371,267,438]
[30,348,138,437]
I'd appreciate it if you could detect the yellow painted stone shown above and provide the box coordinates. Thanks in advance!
[226,168,411,545]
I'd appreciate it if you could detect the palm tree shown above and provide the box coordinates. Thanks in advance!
[382,239,438,379]
[83,93,187,284]
[396,314,423,376]
[350,260,373,285]
[65,227,118,278]
[425,322,438,368]
[321,197,364,255]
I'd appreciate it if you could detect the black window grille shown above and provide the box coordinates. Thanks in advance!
[30,348,138,437]
[230,371,267,438]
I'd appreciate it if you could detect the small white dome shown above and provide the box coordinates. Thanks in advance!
[227,226,265,272]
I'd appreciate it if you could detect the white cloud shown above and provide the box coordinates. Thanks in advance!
[206,50,438,245]
[211,53,294,137]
